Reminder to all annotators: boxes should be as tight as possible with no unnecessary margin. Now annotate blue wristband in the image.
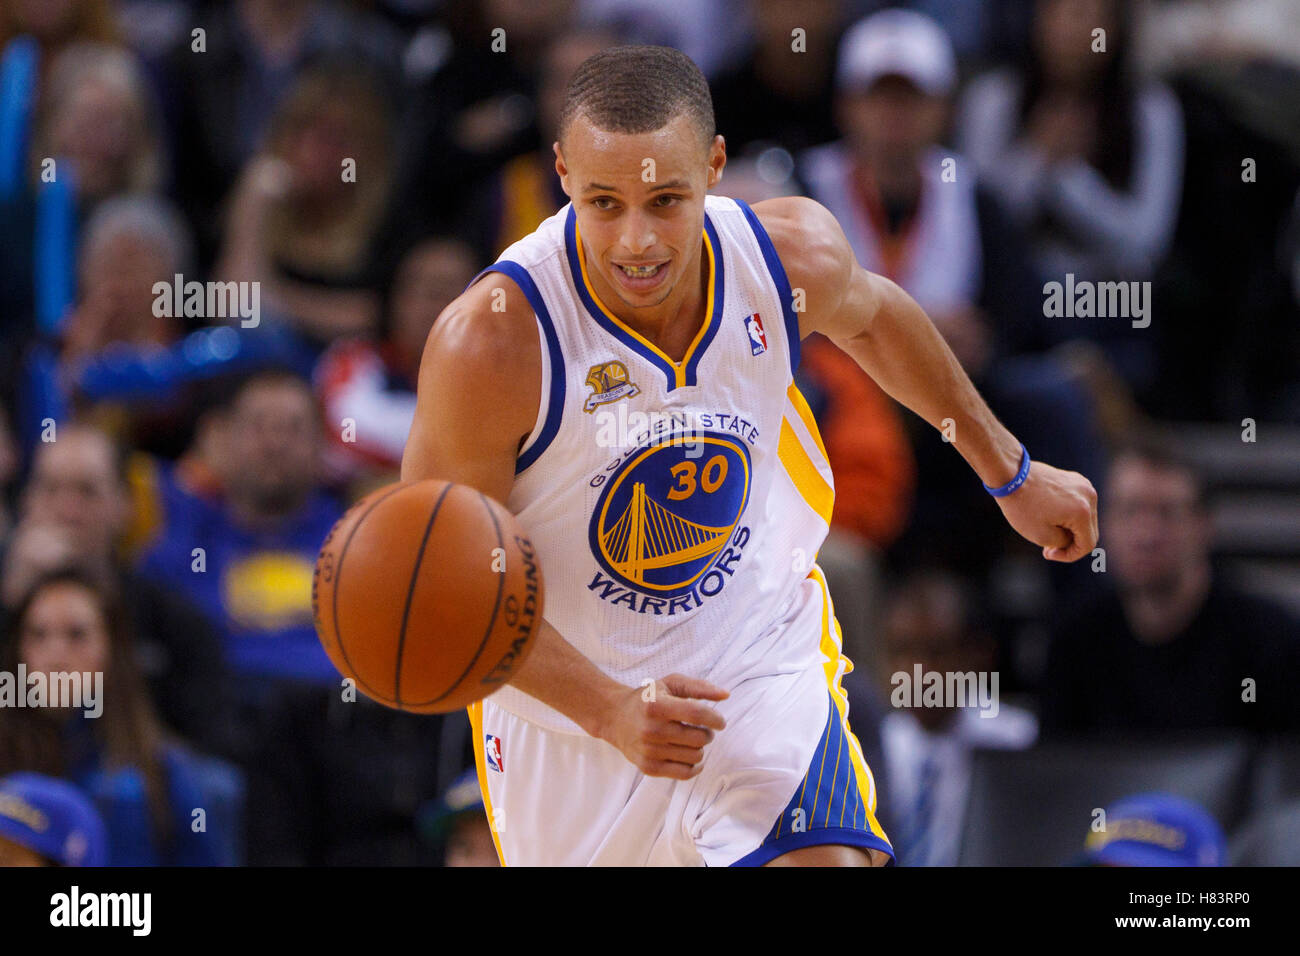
[983,444,1031,497]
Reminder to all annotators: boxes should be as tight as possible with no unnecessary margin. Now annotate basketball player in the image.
[402,46,1098,866]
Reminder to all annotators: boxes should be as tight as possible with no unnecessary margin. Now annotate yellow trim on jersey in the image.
[466,701,507,866]
[573,217,717,389]
[810,565,889,843]
[778,418,835,525]
[787,382,831,463]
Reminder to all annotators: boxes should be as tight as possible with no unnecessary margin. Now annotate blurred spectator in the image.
[710,0,846,157]
[1078,792,1226,866]
[63,194,189,358]
[0,42,165,361]
[417,768,499,867]
[1,422,231,753]
[802,8,1104,576]
[0,565,227,864]
[460,27,617,261]
[161,0,404,266]
[30,42,165,203]
[1137,7,1300,421]
[135,368,347,865]
[138,369,341,685]
[127,360,451,867]
[1042,437,1300,735]
[960,0,1184,281]
[878,569,1037,866]
[0,771,108,867]
[214,64,399,351]
[51,195,196,461]
[803,10,1041,357]
[393,0,575,238]
[315,237,478,485]
[957,0,1184,391]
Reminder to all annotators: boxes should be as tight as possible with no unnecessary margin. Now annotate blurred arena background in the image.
[0,0,1297,868]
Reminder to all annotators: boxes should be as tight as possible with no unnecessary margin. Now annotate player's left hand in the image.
[993,460,1098,562]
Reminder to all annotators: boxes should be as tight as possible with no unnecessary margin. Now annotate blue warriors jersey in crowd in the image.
[138,492,344,684]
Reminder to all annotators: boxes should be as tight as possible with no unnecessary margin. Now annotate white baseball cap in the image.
[835,9,958,97]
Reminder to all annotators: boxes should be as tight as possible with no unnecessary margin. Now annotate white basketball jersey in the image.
[480,195,836,733]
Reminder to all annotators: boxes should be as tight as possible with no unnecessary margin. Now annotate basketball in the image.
[311,479,543,713]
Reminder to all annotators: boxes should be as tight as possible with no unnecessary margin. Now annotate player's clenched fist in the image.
[596,674,729,780]
[995,460,1100,563]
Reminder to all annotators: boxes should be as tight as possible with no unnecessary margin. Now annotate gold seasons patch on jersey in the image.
[584,361,640,413]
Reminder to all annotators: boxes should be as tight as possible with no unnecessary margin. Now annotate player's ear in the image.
[554,141,571,197]
[706,135,726,188]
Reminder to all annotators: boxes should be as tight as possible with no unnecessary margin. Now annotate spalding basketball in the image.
[312,480,542,713]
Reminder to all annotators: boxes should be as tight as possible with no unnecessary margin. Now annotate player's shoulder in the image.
[431,205,571,366]
[751,196,855,317]
[750,194,842,241]
[423,270,542,392]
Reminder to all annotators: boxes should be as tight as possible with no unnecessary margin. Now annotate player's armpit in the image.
[400,274,541,504]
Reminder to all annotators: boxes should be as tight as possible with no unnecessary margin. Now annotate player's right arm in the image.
[401,274,726,780]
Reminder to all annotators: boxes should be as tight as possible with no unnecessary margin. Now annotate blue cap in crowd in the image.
[0,773,109,867]
[1083,792,1227,867]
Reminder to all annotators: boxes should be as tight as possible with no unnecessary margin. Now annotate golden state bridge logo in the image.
[584,361,640,412]
[587,431,752,615]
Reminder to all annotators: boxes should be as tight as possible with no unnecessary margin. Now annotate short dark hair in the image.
[558,45,715,148]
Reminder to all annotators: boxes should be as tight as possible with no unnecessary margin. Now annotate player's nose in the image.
[617,209,659,257]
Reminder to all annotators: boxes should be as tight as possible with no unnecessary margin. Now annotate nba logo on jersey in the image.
[744,313,767,356]
[485,734,504,772]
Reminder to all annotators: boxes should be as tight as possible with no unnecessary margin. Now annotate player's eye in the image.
[592,197,617,210]
[654,195,680,208]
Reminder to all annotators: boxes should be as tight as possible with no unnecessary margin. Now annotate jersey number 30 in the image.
[667,455,729,501]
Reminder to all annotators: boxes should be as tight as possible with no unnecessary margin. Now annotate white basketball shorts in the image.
[466,566,894,866]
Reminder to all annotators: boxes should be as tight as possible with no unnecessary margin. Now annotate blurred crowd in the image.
[0,0,1298,868]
